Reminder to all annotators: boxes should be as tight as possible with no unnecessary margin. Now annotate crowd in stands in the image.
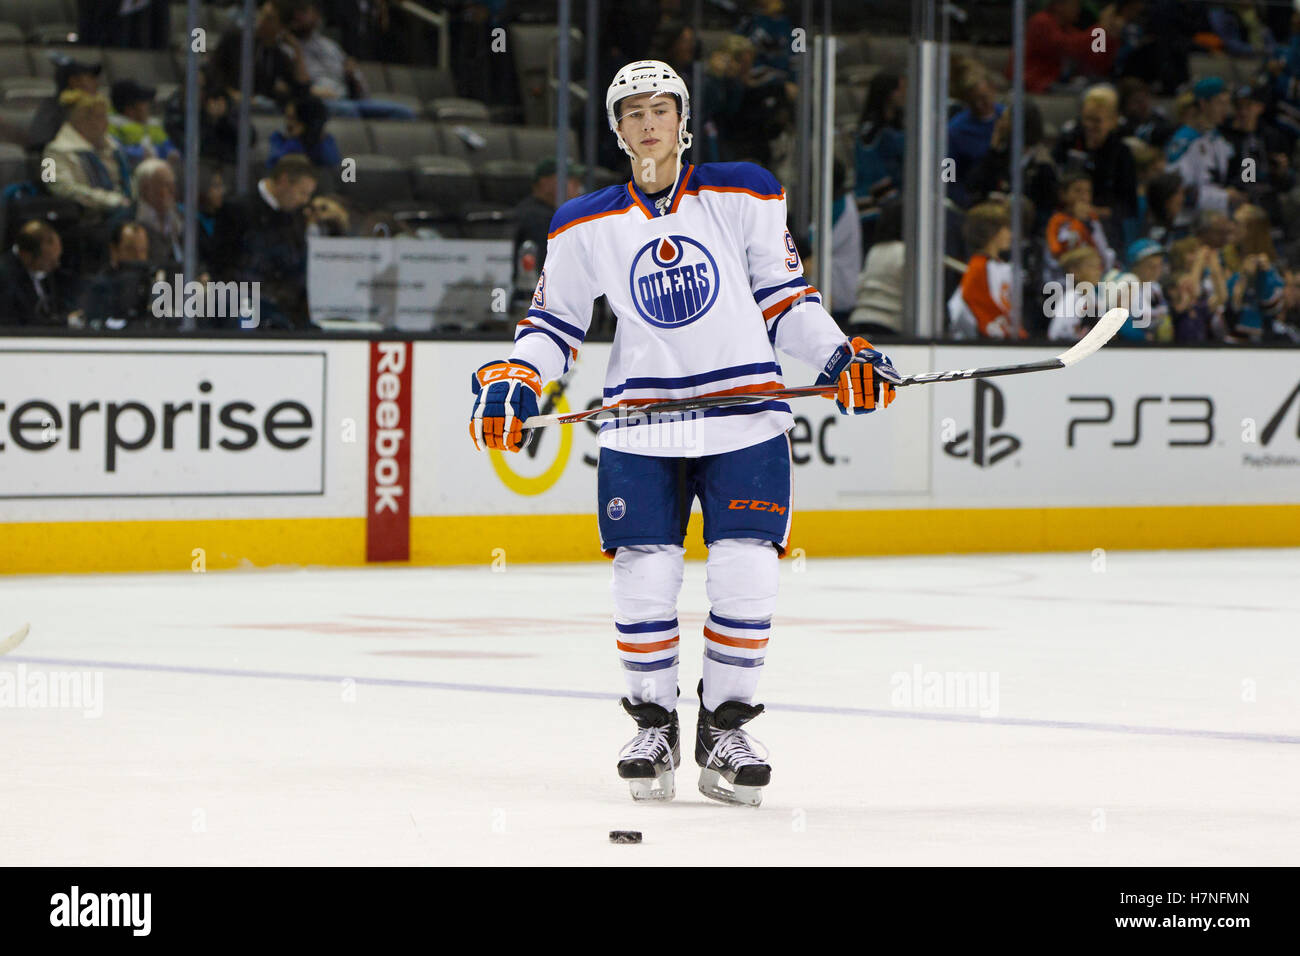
[2,0,1299,344]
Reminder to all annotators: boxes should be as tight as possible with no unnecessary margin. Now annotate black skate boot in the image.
[695,680,771,807]
[617,698,680,802]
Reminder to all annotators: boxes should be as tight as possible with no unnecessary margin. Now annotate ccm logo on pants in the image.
[728,499,786,515]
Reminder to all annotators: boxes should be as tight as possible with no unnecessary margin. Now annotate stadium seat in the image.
[354,60,389,96]
[437,122,514,165]
[335,154,412,205]
[101,48,178,85]
[410,154,479,212]
[1033,93,1079,142]
[28,23,76,44]
[478,158,534,205]
[0,44,30,79]
[0,103,35,146]
[366,119,436,159]
[0,140,25,186]
[460,203,515,240]
[864,36,910,71]
[429,98,490,122]
[511,126,579,163]
[0,21,23,43]
[386,65,454,101]
[327,116,373,157]
[1,77,52,108]
[0,0,72,31]
[28,46,99,81]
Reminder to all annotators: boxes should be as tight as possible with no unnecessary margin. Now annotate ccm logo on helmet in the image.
[728,499,787,515]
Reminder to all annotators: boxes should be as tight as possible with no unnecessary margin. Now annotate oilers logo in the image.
[628,235,719,329]
[606,497,627,520]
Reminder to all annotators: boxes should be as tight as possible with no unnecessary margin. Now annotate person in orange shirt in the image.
[949,201,1026,339]
[1044,172,1115,283]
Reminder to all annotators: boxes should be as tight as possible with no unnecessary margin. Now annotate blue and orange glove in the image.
[816,337,901,414]
[469,360,542,452]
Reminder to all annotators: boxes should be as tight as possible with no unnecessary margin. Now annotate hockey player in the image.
[469,60,901,806]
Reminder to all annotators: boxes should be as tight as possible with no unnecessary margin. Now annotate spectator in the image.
[854,72,906,211]
[79,221,156,330]
[27,57,102,155]
[304,195,351,237]
[110,80,175,169]
[268,95,342,169]
[650,19,699,82]
[1047,245,1105,342]
[736,0,796,83]
[1123,139,1165,246]
[1171,225,1230,334]
[284,0,417,119]
[948,66,1004,207]
[76,0,169,50]
[211,154,319,329]
[1141,170,1188,248]
[1275,267,1300,343]
[1107,239,1172,341]
[1017,0,1126,93]
[210,1,312,109]
[43,91,133,216]
[847,200,904,338]
[129,158,183,273]
[708,33,795,167]
[968,99,1058,233]
[1220,82,1292,224]
[163,68,253,165]
[1052,84,1139,248]
[948,201,1020,339]
[0,221,75,327]
[191,162,227,270]
[1117,77,1177,148]
[1044,172,1115,284]
[512,157,584,277]
[697,36,751,164]
[1166,266,1215,342]
[1225,204,1285,340]
[1206,2,1274,57]
[1166,77,1241,215]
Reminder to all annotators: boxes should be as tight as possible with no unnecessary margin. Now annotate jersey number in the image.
[533,270,547,308]
[783,230,800,272]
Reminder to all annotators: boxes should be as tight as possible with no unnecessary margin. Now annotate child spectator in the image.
[268,95,341,170]
[1045,172,1115,283]
[1225,203,1285,340]
[1107,238,1172,341]
[1047,245,1104,342]
[948,201,1021,339]
[1170,231,1229,336]
[1141,171,1188,248]
[109,80,174,168]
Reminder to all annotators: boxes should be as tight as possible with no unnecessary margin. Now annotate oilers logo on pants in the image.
[629,235,718,329]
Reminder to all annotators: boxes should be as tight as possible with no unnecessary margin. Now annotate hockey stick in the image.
[0,623,30,657]
[524,307,1129,429]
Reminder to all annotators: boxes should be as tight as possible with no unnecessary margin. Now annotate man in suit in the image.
[0,221,75,327]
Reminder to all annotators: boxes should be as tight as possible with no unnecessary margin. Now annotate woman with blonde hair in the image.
[1226,204,1284,340]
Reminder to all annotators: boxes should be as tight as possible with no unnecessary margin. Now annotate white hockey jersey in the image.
[508,162,850,457]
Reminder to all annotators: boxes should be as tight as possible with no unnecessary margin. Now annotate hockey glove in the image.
[816,337,901,414]
[469,359,542,452]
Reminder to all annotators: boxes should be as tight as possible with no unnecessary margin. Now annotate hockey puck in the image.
[609,830,642,844]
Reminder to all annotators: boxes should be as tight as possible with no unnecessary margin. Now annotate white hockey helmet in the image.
[605,59,693,161]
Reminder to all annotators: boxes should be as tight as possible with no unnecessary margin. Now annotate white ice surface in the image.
[1,549,1297,866]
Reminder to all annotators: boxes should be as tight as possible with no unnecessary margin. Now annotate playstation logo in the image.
[943,379,1021,467]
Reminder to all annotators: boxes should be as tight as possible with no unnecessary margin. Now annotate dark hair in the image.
[650,18,698,64]
[614,92,682,123]
[875,199,903,243]
[14,220,56,257]
[289,94,329,149]
[109,219,142,247]
[860,71,903,133]
[1146,171,1184,226]
[1057,170,1091,199]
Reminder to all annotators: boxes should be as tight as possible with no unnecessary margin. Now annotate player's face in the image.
[618,93,680,180]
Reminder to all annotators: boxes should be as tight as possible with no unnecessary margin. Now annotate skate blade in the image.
[697,768,762,807]
[629,772,675,802]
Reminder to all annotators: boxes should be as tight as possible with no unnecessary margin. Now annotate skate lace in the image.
[620,726,676,770]
[705,727,769,770]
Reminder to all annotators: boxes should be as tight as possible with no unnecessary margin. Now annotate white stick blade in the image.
[1057,307,1128,367]
[0,623,30,656]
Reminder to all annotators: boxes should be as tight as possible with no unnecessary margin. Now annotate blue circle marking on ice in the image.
[628,235,719,329]
[606,497,627,520]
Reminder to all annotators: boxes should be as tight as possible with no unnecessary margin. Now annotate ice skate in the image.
[617,698,680,802]
[695,680,771,807]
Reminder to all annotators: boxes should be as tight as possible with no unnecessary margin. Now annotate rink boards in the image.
[1,338,1298,572]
